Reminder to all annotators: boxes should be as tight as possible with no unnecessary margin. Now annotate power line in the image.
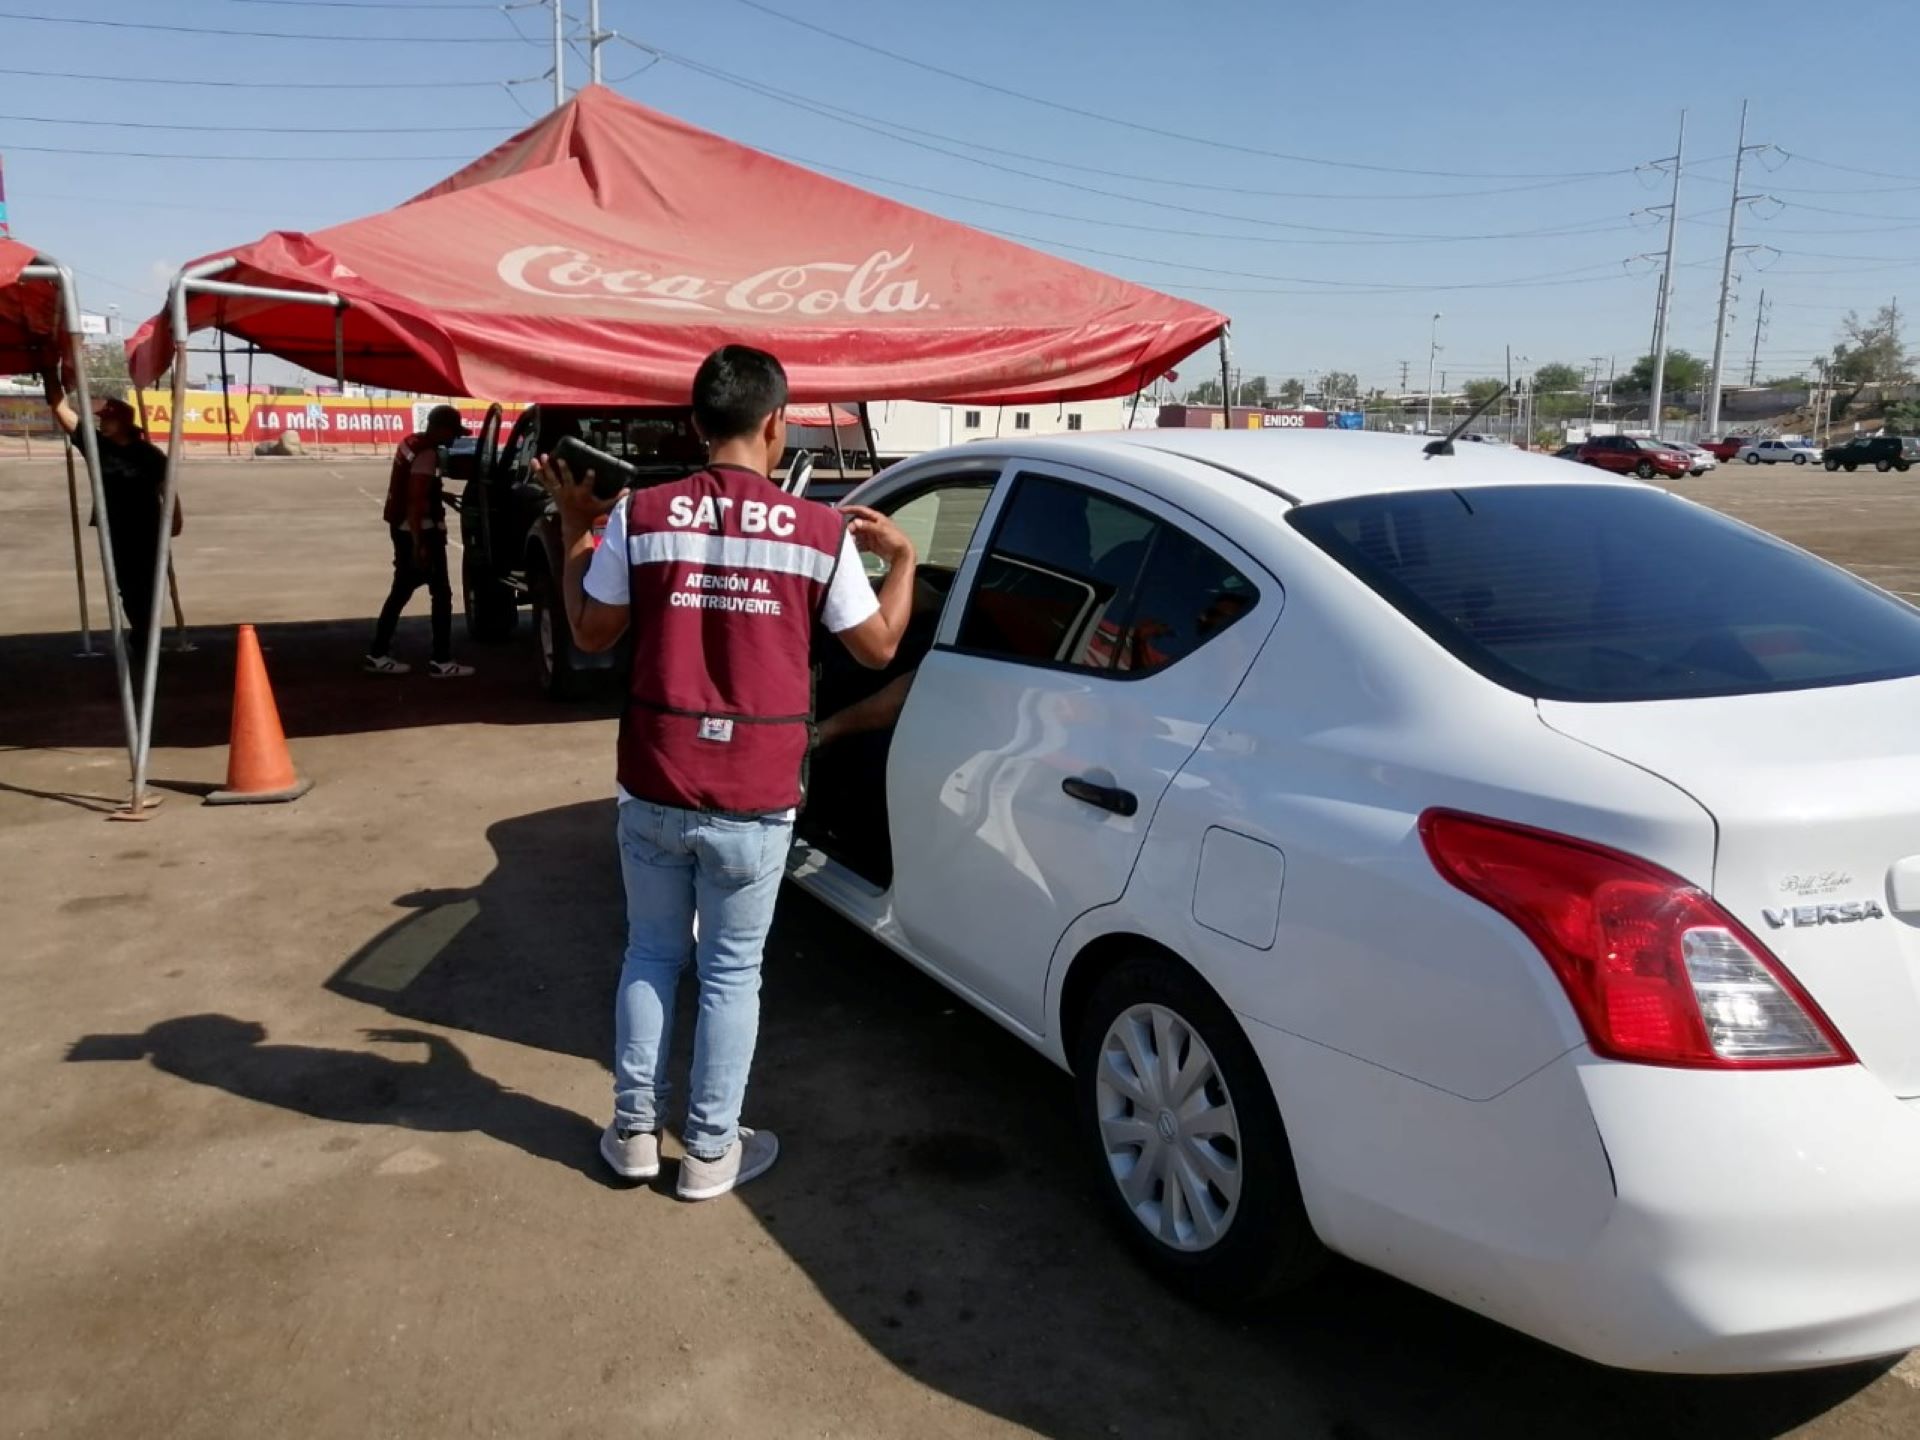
[771,146,1643,247]
[0,142,475,162]
[630,41,1610,204]
[720,0,1634,182]
[0,64,529,90]
[222,1,513,8]
[0,9,530,41]
[0,112,515,134]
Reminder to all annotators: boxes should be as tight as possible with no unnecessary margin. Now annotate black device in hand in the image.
[552,435,639,502]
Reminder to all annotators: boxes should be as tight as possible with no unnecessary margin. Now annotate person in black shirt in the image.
[45,372,181,655]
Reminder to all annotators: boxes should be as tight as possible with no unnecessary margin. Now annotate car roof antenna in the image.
[1424,383,1510,459]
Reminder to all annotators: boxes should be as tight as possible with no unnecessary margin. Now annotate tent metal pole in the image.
[1127,385,1144,429]
[131,257,235,812]
[333,305,345,394]
[1217,332,1232,429]
[856,401,880,475]
[61,435,95,655]
[219,323,234,457]
[30,263,139,787]
[828,412,850,484]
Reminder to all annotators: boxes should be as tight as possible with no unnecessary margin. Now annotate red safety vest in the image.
[617,464,846,815]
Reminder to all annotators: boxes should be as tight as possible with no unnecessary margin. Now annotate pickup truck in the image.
[448,402,863,698]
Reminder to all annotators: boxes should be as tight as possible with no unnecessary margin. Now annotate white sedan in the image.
[798,429,1920,1373]
[1737,437,1823,465]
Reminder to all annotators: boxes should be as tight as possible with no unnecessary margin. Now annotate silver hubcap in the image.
[1095,1002,1241,1252]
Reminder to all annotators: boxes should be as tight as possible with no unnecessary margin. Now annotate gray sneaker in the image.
[676,1127,779,1201]
[599,1123,661,1181]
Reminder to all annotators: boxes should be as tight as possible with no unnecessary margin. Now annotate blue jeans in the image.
[613,800,791,1161]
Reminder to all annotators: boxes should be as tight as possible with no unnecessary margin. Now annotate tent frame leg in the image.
[130,260,346,816]
[856,401,880,477]
[26,262,140,796]
[61,434,95,656]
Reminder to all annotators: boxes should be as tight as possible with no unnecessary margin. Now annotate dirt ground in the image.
[4,453,1920,1440]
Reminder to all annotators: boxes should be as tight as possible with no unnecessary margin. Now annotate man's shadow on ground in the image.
[67,1015,613,1184]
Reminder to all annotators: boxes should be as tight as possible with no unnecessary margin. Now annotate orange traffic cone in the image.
[206,624,312,806]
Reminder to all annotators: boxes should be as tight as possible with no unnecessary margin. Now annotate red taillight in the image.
[1419,809,1853,1069]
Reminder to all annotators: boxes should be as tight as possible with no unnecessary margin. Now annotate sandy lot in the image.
[3,453,1919,1439]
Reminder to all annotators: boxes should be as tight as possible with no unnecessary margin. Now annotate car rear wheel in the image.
[529,560,588,700]
[1825,459,1840,472]
[462,552,519,643]
[1845,462,1858,472]
[1745,453,1760,464]
[1634,460,1655,479]
[1794,453,1809,465]
[1876,459,1894,473]
[1074,955,1324,1308]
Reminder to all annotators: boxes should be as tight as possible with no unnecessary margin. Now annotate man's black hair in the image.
[692,345,788,442]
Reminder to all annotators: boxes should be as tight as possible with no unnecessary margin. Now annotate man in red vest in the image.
[539,346,915,1199]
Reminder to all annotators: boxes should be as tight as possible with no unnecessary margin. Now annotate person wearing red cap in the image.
[44,371,180,656]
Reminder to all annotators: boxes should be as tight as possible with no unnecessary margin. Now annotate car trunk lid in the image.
[1541,677,1920,1094]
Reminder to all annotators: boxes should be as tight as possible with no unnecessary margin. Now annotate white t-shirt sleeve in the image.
[819,530,880,634]
[581,501,629,606]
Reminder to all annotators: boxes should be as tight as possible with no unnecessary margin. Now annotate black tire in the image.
[1845,462,1858,473]
[1073,954,1324,1309]
[1794,452,1809,465]
[1898,461,1912,473]
[462,552,519,643]
[529,560,588,700]
[1825,459,1840,472]
[1745,453,1760,465]
[1876,459,1894,473]
[1634,460,1655,479]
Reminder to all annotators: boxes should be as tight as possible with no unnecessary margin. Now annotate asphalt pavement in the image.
[3,452,1919,1439]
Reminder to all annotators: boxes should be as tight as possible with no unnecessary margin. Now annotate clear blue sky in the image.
[4,0,1917,393]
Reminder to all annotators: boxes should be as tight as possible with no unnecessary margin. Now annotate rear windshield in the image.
[1288,484,1920,702]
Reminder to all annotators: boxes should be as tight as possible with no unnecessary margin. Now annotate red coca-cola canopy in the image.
[126,86,1225,405]
[0,237,64,376]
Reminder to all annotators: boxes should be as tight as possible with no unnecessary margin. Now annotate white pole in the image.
[1424,312,1441,434]
[589,0,603,85]
[1647,110,1686,442]
[552,0,566,109]
[1705,100,1752,439]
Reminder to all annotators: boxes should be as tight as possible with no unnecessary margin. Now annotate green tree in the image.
[1830,302,1911,387]
[1182,378,1223,406]
[84,339,130,401]
[1238,373,1270,406]
[1532,362,1585,395]
[1462,378,1505,410]
[1276,377,1305,405]
[1319,370,1359,402]
[1620,350,1706,396]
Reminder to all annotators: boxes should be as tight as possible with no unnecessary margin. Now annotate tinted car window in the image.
[872,482,993,577]
[957,473,1256,675]
[1289,484,1920,702]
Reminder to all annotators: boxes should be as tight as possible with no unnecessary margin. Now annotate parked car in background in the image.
[1823,435,1920,473]
[1667,441,1716,476]
[1737,438,1822,467]
[1703,435,1754,462]
[1552,443,1582,460]
[1574,433,1692,479]
[806,427,1920,1372]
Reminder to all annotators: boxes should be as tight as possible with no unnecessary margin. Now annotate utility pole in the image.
[1706,100,1766,438]
[1646,110,1686,442]
[1424,313,1442,434]
[552,0,567,110]
[1747,289,1768,385]
[588,0,609,85]
[1399,359,1410,391]
[1505,345,1514,443]
[1588,355,1605,428]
